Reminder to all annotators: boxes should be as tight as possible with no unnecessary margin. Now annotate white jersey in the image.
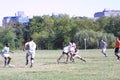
[25,41,36,53]
[63,45,70,53]
[1,46,10,57]
[69,42,76,53]
[2,46,9,54]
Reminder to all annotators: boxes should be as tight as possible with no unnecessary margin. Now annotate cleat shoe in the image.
[8,64,15,67]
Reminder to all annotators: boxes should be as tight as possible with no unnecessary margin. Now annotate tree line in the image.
[0,14,120,50]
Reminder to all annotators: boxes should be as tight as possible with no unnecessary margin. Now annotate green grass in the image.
[0,49,120,80]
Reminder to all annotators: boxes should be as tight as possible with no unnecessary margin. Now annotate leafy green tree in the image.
[0,27,16,49]
[95,16,110,32]
[28,14,117,49]
[53,14,72,48]
[104,16,120,37]
[14,26,24,49]
[30,16,44,34]
[74,30,115,49]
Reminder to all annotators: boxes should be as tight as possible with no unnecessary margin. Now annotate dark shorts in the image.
[63,51,68,54]
[115,48,120,53]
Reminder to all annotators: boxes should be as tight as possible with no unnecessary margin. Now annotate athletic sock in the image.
[4,60,7,67]
[30,63,33,68]
[26,60,28,65]
[117,56,120,60]
[104,53,107,57]
[70,58,75,62]
[80,58,86,62]
[7,58,11,65]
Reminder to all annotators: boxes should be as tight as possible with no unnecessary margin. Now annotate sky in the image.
[0,0,120,25]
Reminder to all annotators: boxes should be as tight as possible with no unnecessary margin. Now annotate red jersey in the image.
[115,39,120,48]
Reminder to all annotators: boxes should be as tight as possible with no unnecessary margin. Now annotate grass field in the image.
[0,49,120,80]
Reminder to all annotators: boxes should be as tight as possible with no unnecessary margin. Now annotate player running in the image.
[114,37,120,61]
[0,43,14,67]
[23,37,36,68]
[99,39,108,57]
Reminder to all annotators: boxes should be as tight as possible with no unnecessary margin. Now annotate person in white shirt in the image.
[71,47,86,62]
[23,37,36,68]
[69,40,76,54]
[57,45,71,64]
[69,40,86,62]
[1,43,14,67]
[69,40,77,61]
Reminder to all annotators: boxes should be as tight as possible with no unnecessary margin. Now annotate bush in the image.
[0,27,16,49]
[74,30,115,49]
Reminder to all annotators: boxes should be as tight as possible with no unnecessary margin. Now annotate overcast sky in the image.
[0,0,120,25]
